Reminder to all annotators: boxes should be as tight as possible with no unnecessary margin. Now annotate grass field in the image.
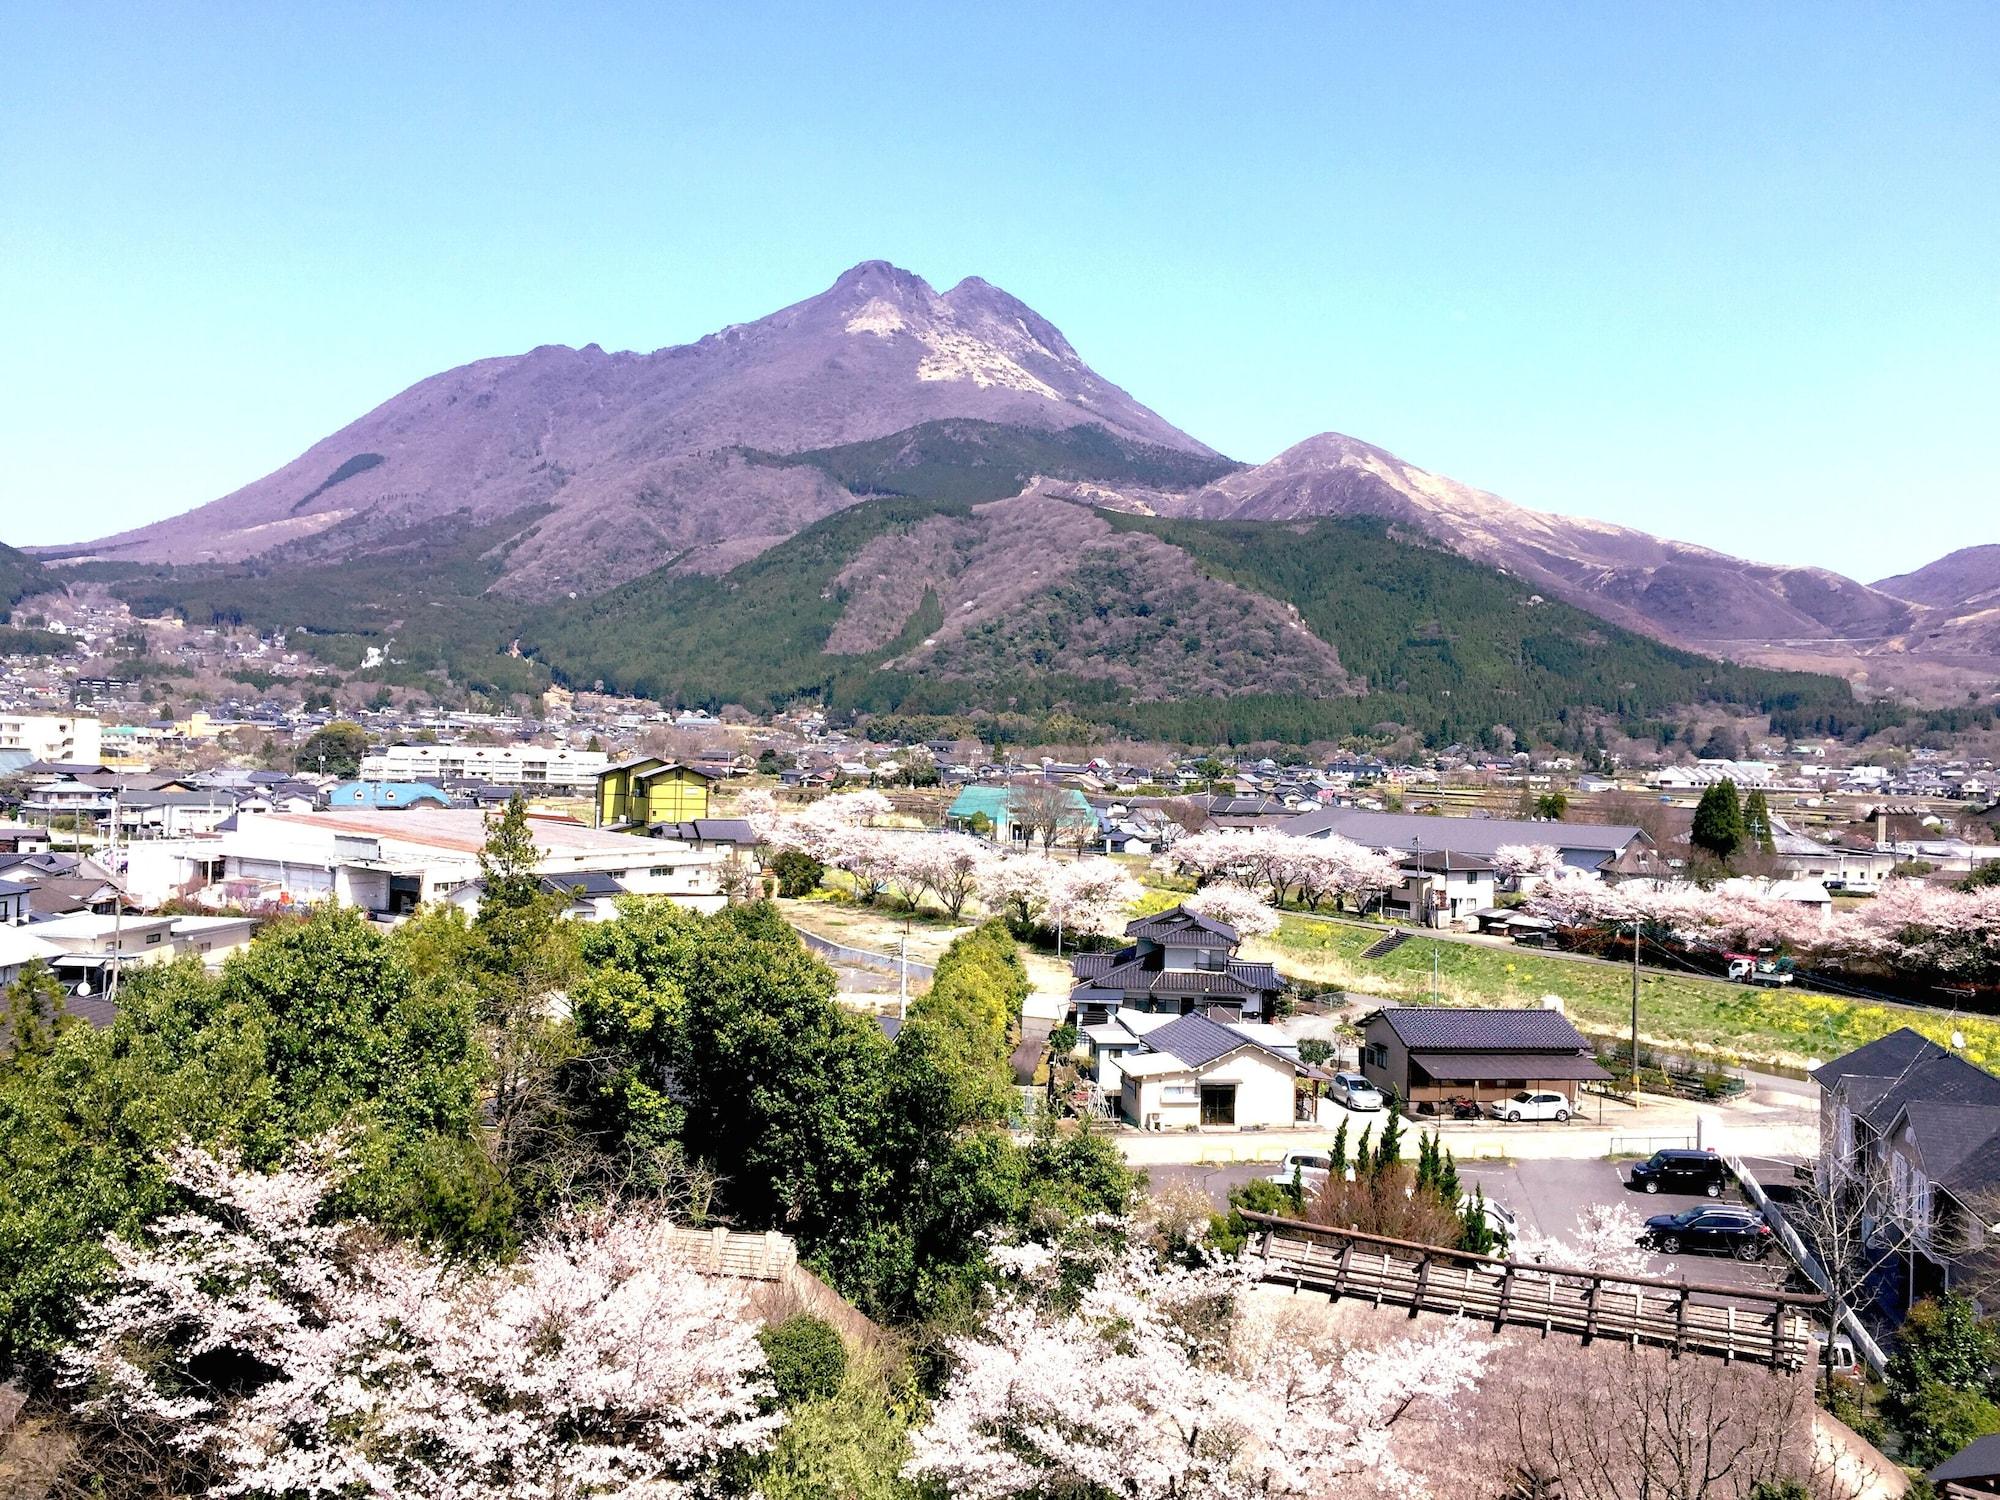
[1252,913,2000,1071]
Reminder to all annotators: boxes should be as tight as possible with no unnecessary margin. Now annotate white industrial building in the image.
[123,807,731,919]
[357,743,609,790]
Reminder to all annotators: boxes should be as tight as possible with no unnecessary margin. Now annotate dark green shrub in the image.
[757,1314,848,1408]
[772,850,826,899]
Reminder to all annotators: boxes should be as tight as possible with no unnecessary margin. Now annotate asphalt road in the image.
[1149,1150,1805,1292]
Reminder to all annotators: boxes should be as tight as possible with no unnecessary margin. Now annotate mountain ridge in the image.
[40,260,2000,686]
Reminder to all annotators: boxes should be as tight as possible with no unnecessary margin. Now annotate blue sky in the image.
[3,3,1994,579]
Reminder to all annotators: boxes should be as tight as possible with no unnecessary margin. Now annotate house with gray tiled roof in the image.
[1814,1028,2000,1301]
[1278,807,1650,878]
[1110,1011,1308,1130]
[1068,906,1283,1026]
[1358,1006,1609,1112]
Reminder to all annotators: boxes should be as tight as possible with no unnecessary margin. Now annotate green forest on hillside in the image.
[0,540,48,618]
[520,497,1867,748]
[103,509,549,698]
[739,417,1242,504]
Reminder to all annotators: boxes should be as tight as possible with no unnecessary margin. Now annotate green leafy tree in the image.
[1534,790,1568,821]
[0,960,70,1066]
[296,719,370,777]
[1888,1295,2000,1466]
[1692,778,1747,861]
[772,849,826,899]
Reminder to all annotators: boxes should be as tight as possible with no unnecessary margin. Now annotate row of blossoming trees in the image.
[1527,871,2000,987]
[746,790,1145,946]
[62,1137,1504,1500]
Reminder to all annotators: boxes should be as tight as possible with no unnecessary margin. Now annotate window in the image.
[145,932,162,944]
[1363,1042,1388,1069]
[1162,1083,1198,1103]
[649,866,673,877]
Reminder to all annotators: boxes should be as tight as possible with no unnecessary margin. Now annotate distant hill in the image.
[519,494,1864,747]
[1876,545,2000,612]
[1149,432,1918,659]
[0,540,48,616]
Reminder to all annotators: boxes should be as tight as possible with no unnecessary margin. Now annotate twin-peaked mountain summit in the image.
[36,262,1998,699]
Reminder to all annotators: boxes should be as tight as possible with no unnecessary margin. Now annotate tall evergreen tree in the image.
[1436,1146,1462,1207]
[1742,788,1777,855]
[1691,778,1747,861]
[478,793,546,916]
[1328,1117,1350,1176]
[1372,1105,1403,1175]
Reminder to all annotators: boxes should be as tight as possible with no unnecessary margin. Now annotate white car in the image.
[1487,1089,1573,1123]
[1329,1072,1385,1111]
[1265,1149,1334,1191]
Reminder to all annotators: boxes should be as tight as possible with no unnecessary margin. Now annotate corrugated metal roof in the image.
[1415,1052,1611,1082]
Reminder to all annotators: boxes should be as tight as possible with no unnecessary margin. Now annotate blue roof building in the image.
[328,781,452,811]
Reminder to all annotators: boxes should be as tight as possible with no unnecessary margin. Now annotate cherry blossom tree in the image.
[1493,842,1562,888]
[1044,859,1143,951]
[1509,1201,1654,1282]
[906,1242,1489,1499]
[1182,883,1281,939]
[61,1141,781,1500]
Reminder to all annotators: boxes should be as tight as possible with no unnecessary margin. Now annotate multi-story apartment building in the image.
[357,742,608,790]
[0,713,102,765]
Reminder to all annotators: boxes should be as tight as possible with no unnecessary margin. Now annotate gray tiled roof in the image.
[1375,1007,1593,1053]
[1146,1013,1281,1070]
[1279,807,1645,858]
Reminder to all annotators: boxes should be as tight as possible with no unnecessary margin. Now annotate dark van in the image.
[1629,1148,1728,1197]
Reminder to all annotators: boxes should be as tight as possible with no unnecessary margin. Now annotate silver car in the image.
[1330,1072,1385,1111]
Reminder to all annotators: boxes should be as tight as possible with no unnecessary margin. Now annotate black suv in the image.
[1643,1206,1772,1260]
[1629,1148,1728,1197]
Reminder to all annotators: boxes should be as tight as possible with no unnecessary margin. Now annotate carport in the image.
[1410,1050,1612,1111]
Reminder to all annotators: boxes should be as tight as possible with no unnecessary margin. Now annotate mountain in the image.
[45,260,1996,715]
[1148,433,1919,658]
[61,262,1217,596]
[520,492,1861,747]
[1876,546,2000,612]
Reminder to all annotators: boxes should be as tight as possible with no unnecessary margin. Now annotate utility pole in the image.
[107,785,125,1008]
[1630,916,1641,1098]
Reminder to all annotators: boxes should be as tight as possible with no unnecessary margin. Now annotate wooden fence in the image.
[1240,1211,1820,1369]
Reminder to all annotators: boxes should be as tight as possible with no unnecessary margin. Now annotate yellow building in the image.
[596,757,716,830]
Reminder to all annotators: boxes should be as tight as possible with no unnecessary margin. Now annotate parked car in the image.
[1642,1206,1773,1260]
[1265,1149,1335,1191]
[1629,1148,1729,1198]
[1487,1089,1572,1123]
[1329,1073,1385,1111]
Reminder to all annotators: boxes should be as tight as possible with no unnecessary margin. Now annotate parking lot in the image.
[1147,1150,1803,1293]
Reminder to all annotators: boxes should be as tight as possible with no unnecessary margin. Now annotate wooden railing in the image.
[1240,1211,1820,1369]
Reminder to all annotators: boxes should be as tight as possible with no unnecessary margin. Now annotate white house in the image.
[1114,1012,1306,1130]
[1384,851,1497,930]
